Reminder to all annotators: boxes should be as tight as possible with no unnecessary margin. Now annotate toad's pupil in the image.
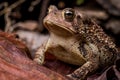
[65,10,74,18]
[64,9,75,22]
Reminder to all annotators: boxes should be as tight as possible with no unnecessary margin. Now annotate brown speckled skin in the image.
[34,5,118,80]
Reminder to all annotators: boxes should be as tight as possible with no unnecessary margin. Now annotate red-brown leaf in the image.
[0,31,70,80]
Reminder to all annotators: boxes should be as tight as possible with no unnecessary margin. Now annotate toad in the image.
[34,5,118,80]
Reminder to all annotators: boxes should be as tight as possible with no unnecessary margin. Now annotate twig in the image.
[0,0,25,16]
[3,0,25,32]
[4,7,11,32]
[29,0,41,12]
[38,0,50,31]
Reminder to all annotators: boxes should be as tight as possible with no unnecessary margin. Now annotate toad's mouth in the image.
[44,20,75,36]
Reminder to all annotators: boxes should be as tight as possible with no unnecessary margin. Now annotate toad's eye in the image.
[63,8,75,22]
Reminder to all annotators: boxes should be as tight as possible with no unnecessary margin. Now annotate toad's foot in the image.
[67,61,98,80]
[34,54,44,65]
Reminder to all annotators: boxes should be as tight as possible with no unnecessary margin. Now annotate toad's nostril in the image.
[77,15,81,19]
[54,12,57,15]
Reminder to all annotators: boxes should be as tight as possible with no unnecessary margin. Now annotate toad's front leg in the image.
[67,61,98,80]
[68,43,99,80]
[34,40,49,64]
